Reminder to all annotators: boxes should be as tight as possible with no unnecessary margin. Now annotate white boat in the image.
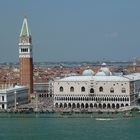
[95,118,114,121]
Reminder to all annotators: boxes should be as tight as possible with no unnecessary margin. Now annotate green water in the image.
[0,114,140,140]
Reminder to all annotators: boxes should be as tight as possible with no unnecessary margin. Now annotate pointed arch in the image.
[70,86,74,92]
[103,103,106,109]
[98,103,102,108]
[85,103,89,108]
[77,103,80,108]
[112,103,115,109]
[90,88,94,93]
[99,87,103,92]
[81,103,84,108]
[94,103,97,108]
[60,103,63,108]
[72,103,76,109]
[64,103,67,108]
[116,104,119,109]
[107,104,111,109]
[68,103,71,108]
[55,103,58,108]
[110,87,114,93]
[59,86,63,92]
[81,86,85,92]
[90,103,93,108]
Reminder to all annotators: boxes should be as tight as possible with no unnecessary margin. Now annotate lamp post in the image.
[35,91,38,112]
[14,90,17,110]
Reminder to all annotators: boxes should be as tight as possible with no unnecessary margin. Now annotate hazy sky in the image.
[0,0,140,62]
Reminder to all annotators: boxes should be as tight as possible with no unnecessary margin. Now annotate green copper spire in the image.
[20,17,30,37]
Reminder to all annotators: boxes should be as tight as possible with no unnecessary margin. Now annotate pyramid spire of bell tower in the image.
[20,17,30,37]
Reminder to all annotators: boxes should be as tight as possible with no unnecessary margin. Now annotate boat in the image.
[95,118,114,121]
[123,111,133,118]
[60,112,72,116]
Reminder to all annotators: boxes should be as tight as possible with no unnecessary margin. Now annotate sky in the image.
[0,0,140,62]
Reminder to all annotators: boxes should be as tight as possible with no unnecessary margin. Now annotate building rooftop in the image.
[124,73,140,80]
[56,75,131,82]
[0,86,28,94]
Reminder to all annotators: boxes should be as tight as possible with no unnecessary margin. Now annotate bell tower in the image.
[19,17,33,95]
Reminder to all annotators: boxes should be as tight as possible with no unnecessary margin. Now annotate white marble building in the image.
[53,64,140,110]
[0,86,28,109]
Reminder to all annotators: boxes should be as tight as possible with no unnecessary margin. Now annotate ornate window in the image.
[59,86,63,92]
[110,87,114,93]
[122,88,126,93]
[70,86,74,92]
[99,87,103,92]
[90,88,94,93]
[81,86,85,92]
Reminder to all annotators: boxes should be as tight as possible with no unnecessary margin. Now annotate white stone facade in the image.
[0,86,28,109]
[53,74,140,110]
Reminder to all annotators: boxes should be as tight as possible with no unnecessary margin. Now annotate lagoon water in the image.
[0,114,140,140]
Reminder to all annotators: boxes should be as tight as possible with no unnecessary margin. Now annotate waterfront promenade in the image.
[2,95,140,114]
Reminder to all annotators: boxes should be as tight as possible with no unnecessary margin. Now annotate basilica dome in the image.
[100,67,110,76]
[95,71,106,76]
[99,63,111,76]
[82,69,95,76]
[101,63,107,67]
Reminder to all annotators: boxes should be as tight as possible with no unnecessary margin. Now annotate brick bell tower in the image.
[19,17,33,96]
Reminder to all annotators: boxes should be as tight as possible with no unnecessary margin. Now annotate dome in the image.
[99,63,111,76]
[100,67,110,76]
[109,72,112,76]
[82,69,95,76]
[101,63,107,67]
[95,71,106,76]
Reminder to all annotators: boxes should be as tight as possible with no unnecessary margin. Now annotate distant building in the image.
[34,80,54,98]
[0,86,28,109]
[53,63,140,110]
[127,58,140,73]
[19,17,33,95]
[34,83,48,94]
